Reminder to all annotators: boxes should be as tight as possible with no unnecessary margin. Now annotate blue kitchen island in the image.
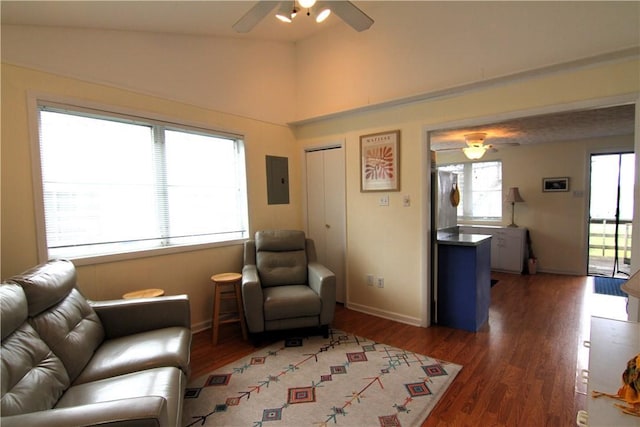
[436,232,492,332]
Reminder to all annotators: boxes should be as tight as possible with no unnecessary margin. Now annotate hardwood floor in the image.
[189,272,629,426]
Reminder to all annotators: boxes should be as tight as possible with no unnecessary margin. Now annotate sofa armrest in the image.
[241,264,264,333]
[91,295,190,339]
[1,396,169,427]
[308,262,336,325]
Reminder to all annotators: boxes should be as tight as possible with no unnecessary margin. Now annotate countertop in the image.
[436,231,492,246]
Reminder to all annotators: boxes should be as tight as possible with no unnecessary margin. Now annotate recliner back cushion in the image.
[1,284,70,415]
[255,230,307,287]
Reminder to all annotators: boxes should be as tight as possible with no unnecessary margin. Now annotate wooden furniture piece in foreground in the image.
[122,288,165,299]
[211,272,248,345]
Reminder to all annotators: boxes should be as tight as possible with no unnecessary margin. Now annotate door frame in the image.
[422,93,639,326]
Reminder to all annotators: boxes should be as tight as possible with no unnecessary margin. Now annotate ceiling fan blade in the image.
[329,1,374,32]
[233,1,280,33]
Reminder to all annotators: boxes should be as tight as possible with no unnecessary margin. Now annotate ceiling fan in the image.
[233,0,374,33]
[437,133,519,160]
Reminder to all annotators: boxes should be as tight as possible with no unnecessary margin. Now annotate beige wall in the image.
[1,25,297,125]
[295,1,640,121]
[295,59,640,325]
[1,64,303,330]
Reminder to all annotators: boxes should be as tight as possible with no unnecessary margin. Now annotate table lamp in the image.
[505,187,524,227]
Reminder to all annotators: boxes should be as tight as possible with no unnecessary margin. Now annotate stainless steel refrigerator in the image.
[430,158,459,324]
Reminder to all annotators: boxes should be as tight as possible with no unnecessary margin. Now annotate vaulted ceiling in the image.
[2,1,636,146]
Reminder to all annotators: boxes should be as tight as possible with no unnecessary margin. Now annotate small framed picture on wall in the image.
[542,177,569,192]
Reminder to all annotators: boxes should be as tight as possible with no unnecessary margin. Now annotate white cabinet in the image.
[458,226,527,273]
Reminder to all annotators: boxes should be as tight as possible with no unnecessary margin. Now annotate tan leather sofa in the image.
[1,259,191,426]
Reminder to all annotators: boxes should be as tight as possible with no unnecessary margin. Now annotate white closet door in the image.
[306,151,327,260]
[305,147,346,303]
[323,148,346,303]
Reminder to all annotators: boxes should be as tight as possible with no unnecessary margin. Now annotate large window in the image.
[439,161,502,221]
[36,103,249,261]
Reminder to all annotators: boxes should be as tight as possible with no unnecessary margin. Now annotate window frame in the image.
[438,160,503,223]
[28,93,250,266]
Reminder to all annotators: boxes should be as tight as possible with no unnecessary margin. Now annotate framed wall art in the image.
[542,177,569,192]
[360,130,400,192]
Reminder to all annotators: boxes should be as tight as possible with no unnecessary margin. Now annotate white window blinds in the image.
[38,105,248,260]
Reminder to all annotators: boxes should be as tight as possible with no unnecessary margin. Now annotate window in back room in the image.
[438,161,502,221]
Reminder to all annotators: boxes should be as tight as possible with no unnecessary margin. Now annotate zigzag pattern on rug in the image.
[183,329,462,427]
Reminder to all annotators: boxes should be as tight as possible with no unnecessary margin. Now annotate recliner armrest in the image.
[241,264,264,333]
[91,295,190,339]
[308,262,336,325]
[1,396,169,427]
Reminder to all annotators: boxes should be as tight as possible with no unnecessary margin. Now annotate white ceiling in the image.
[0,1,371,43]
[2,1,636,147]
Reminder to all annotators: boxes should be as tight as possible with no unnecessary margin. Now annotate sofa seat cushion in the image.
[263,285,321,321]
[56,367,184,427]
[73,326,191,385]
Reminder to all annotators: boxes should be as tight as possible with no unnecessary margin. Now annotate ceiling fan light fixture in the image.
[464,132,487,146]
[462,132,488,159]
[275,2,294,23]
[462,145,487,160]
[315,4,331,23]
[298,0,317,8]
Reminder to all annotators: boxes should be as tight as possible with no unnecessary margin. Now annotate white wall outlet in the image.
[366,275,374,286]
[379,195,389,206]
[377,277,384,288]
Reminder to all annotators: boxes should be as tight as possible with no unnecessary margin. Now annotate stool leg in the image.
[212,283,222,345]
[234,282,248,341]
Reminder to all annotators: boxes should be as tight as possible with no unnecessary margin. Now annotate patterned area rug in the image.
[183,329,462,426]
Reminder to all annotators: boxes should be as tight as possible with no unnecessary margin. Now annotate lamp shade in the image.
[463,145,486,160]
[622,270,640,298]
[505,187,524,203]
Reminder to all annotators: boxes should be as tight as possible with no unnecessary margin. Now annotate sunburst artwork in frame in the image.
[360,130,400,192]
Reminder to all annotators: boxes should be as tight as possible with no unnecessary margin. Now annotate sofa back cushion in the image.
[10,260,105,383]
[1,284,70,415]
[255,230,307,287]
[11,259,77,316]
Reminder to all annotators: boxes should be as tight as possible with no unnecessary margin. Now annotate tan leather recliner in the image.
[241,230,336,340]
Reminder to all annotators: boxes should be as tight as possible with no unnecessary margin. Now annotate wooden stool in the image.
[123,288,165,299]
[211,272,248,345]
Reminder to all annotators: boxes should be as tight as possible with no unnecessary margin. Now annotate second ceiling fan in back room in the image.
[438,133,520,160]
[233,0,374,33]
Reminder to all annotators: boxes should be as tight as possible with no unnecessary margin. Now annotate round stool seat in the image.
[211,272,242,283]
